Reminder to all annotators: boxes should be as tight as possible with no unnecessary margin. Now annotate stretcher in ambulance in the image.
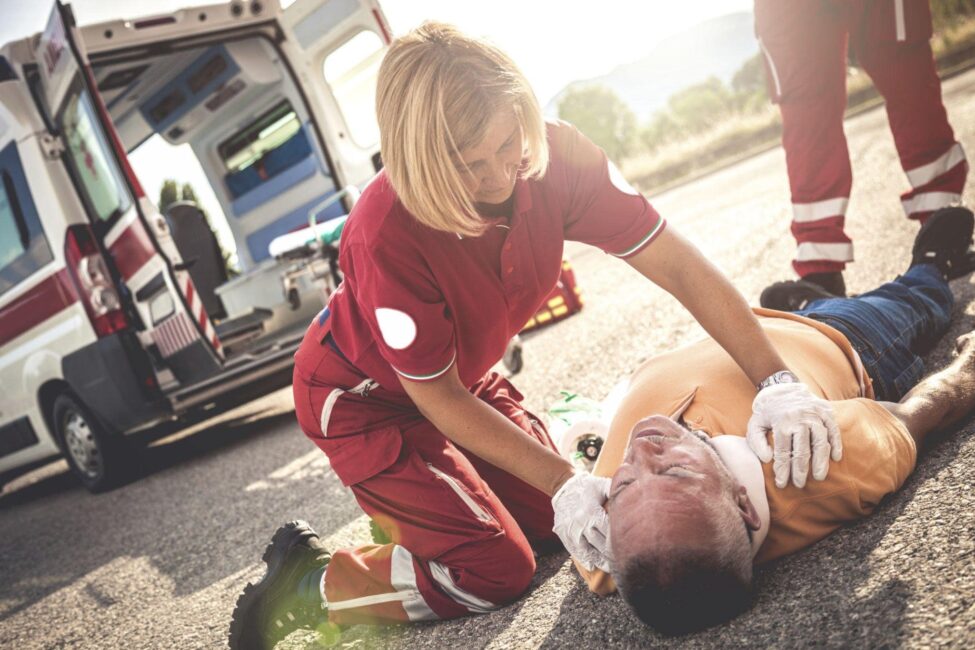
[0,0,390,491]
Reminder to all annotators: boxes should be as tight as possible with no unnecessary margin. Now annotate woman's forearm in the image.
[628,227,788,386]
[402,371,575,496]
[675,260,788,386]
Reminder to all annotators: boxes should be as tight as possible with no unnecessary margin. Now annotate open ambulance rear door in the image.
[33,1,224,389]
[278,0,391,186]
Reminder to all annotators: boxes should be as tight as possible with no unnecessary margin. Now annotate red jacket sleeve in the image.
[554,121,666,258]
[345,240,457,381]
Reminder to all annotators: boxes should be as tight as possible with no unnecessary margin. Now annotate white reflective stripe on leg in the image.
[895,0,906,41]
[792,197,849,223]
[796,242,854,263]
[325,546,436,617]
[390,545,438,621]
[429,561,498,614]
[906,143,967,189]
[901,191,962,216]
[426,463,494,523]
[319,378,376,434]
[758,38,782,98]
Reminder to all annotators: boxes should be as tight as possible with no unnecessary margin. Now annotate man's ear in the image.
[735,485,761,531]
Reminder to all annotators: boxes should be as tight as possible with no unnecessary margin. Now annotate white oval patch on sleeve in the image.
[375,308,417,349]
[608,160,640,196]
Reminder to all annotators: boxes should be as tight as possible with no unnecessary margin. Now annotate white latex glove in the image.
[552,472,613,572]
[746,382,842,488]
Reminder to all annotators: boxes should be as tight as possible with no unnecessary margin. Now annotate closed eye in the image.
[611,478,634,499]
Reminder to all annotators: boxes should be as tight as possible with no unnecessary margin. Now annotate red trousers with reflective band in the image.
[293,319,558,625]
[756,0,968,277]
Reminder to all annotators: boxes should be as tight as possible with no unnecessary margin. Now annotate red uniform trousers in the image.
[293,319,559,625]
[756,0,969,277]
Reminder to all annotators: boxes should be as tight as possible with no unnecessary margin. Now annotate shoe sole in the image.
[912,207,974,278]
[760,280,837,311]
[228,520,317,650]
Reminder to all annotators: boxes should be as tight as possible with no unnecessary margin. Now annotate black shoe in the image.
[910,206,975,280]
[802,271,846,297]
[760,279,839,312]
[229,521,333,650]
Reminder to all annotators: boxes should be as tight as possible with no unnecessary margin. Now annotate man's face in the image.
[607,415,741,565]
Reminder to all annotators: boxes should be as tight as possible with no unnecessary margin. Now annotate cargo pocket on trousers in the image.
[319,425,404,487]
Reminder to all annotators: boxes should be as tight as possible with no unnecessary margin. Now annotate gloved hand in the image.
[552,472,613,572]
[746,382,842,488]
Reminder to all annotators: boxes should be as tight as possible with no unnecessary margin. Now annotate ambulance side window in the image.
[0,143,53,296]
[322,30,384,149]
[59,87,131,224]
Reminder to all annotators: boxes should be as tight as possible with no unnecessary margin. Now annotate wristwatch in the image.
[757,370,800,391]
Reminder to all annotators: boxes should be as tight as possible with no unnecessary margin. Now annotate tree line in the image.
[559,1,975,164]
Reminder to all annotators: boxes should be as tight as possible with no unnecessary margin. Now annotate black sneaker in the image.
[760,279,839,312]
[803,271,846,297]
[229,521,333,650]
[910,206,975,280]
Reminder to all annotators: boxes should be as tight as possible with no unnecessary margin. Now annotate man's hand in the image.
[552,472,613,572]
[746,382,842,488]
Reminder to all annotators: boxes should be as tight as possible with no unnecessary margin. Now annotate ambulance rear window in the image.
[322,30,383,149]
[60,87,132,223]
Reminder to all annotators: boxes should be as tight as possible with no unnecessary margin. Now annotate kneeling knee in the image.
[454,531,536,608]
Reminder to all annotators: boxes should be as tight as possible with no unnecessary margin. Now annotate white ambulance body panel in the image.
[0,0,391,491]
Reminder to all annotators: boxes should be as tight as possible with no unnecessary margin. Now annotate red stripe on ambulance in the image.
[0,271,79,347]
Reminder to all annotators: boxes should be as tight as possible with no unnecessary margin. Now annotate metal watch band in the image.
[757,370,800,391]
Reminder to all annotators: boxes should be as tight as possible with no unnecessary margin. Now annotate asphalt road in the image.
[3,68,975,649]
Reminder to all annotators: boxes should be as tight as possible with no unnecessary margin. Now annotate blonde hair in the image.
[376,21,549,236]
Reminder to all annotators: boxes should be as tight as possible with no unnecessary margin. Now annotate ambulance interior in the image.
[91,33,382,358]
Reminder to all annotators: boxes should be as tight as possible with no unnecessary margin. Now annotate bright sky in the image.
[1,0,751,106]
[0,0,749,265]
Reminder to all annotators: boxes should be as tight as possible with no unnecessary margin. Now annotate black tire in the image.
[52,393,129,493]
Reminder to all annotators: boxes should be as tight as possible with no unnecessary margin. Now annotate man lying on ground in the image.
[576,206,975,634]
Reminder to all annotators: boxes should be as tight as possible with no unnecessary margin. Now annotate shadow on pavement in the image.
[0,407,291,509]
[0,403,304,626]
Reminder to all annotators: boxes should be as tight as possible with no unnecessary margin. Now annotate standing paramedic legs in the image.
[755,0,969,302]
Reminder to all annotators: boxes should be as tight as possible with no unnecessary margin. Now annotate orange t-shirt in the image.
[579,309,917,595]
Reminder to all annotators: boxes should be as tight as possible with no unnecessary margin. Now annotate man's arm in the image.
[882,333,975,445]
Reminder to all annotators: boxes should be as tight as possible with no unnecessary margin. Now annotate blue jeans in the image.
[795,264,953,402]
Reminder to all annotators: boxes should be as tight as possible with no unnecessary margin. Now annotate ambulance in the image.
[0,0,391,491]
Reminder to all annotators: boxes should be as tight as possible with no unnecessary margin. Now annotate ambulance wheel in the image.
[52,393,128,493]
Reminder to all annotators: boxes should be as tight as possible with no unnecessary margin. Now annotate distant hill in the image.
[546,12,758,120]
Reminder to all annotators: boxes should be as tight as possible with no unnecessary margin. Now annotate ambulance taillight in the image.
[65,224,128,337]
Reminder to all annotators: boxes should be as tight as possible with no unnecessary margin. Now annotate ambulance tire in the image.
[52,393,130,493]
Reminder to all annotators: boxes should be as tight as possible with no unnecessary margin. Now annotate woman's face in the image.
[455,107,523,206]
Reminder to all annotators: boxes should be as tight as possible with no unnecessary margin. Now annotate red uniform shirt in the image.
[326,120,665,393]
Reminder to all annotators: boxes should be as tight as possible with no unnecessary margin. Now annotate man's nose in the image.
[634,437,669,464]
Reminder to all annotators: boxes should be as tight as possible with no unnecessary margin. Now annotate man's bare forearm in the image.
[884,338,975,444]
